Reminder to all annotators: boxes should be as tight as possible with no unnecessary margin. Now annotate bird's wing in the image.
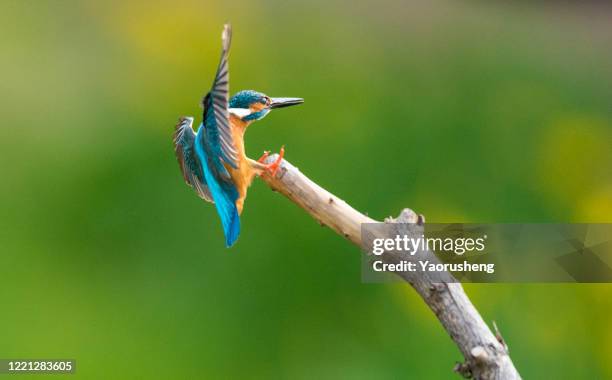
[173,117,214,203]
[201,23,238,171]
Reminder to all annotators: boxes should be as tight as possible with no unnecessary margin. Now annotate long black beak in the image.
[270,97,304,109]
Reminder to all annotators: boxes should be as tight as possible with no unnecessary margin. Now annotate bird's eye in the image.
[264,97,271,106]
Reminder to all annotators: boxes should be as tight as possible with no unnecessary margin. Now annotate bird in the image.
[173,24,304,247]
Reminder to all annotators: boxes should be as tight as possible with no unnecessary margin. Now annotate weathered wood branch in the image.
[261,155,521,380]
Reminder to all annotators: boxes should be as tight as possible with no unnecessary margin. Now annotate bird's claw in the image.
[260,146,285,176]
[257,150,271,163]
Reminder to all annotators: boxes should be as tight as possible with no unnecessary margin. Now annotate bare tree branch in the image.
[261,155,521,380]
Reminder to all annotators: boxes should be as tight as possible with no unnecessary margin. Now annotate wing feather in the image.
[201,24,238,170]
[173,117,214,203]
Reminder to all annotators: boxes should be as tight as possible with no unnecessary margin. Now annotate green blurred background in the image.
[1,0,611,378]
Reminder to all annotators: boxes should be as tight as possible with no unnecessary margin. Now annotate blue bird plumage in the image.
[173,24,304,247]
[195,124,240,246]
[173,24,240,247]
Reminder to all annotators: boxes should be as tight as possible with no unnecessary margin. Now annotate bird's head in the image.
[228,90,303,123]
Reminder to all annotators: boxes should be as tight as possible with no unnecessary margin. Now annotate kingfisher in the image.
[173,24,303,247]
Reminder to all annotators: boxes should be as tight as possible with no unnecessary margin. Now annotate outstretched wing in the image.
[173,117,214,203]
[201,23,238,170]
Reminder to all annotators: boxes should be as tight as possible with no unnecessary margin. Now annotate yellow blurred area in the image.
[577,185,612,222]
[88,1,217,65]
[537,116,611,213]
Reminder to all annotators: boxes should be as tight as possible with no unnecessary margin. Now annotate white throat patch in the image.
[228,108,251,118]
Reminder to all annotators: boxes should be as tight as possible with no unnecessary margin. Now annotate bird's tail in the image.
[202,170,240,247]
[214,185,240,247]
[200,162,240,247]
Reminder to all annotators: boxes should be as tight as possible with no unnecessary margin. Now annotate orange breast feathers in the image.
[225,114,256,214]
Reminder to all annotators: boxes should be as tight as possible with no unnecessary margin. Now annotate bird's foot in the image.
[258,146,285,176]
[257,150,271,163]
